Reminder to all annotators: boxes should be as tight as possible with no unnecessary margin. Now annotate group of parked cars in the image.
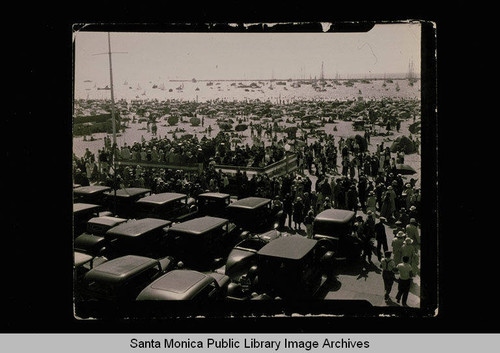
[73,184,363,306]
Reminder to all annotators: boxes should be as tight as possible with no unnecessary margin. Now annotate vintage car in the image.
[103,218,172,259]
[196,192,231,217]
[165,216,238,270]
[224,229,284,282]
[74,216,128,258]
[74,250,108,284]
[233,235,334,300]
[104,187,152,218]
[134,192,198,221]
[312,208,361,262]
[73,203,112,237]
[136,269,230,301]
[226,197,284,234]
[85,215,128,236]
[73,185,112,205]
[80,254,175,301]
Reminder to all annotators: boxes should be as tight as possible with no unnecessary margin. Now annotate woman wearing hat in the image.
[304,209,315,239]
[401,237,416,269]
[391,231,406,265]
[366,190,377,215]
[405,218,420,250]
[292,196,304,231]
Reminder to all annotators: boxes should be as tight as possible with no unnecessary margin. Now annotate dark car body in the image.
[104,218,172,258]
[134,192,197,221]
[73,203,111,237]
[86,215,128,236]
[224,229,284,281]
[74,251,108,284]
[80,255,175,301]
[226,197,284,233]
[136,269,230,301]
[196,192,231,217]
[312,209,361,261]
[166,216,238,270]
[104,187,152,218]
[250,235,334,299]
[73,185,112,205]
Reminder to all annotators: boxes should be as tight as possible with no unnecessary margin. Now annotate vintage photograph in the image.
[72,22,433,319]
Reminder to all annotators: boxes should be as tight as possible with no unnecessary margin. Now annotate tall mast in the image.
[107,32,117,146]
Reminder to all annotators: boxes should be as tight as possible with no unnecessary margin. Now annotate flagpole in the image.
[107,32,117,146]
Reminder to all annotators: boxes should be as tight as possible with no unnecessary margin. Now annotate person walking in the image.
[283,193,293,229]
[401,237,416,271]
[405,218,421,251]
[395,256,414,306]
[292,196,304,231]
[304,209,315,239]
[391,231,405,265]
[366,190,377,215]
[375,216,389,261]
[380,251,396,301]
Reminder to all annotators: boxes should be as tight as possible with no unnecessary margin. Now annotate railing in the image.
[115,159,204,173]
[114,153,297,177]
[214,153,297,177]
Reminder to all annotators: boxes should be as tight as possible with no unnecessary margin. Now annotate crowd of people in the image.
[73,124,422,305]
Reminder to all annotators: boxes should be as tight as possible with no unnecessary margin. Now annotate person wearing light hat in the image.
[401,237,416,269]
[366,190,377,215]
[392,231,406,265]
[406,218,420,250]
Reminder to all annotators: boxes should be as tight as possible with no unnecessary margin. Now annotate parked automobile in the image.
[104,218,172,258]
[233,235,334,300]
[74,250,108,284]
[73,185,112,205]
[104,187,152,218]
[312,209,361,262]
[196,192,231,217]
[136,269,230,301]
[85,215,128,236]
[134,192,198,221]
[226,197,284,234]
[165,216,238,270]
[73,203,112,237]
[80,254,175,301]
[224,229,284,282]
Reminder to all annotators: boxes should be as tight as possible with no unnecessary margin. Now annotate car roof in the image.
[136,192,187,205]
[85,255,157,284]
[169,216,228,235]
[314,209,356,224]
[74,185,111,195]
[73,203,101,213]
[105,218,171,237]
[198,192,231,199]
[226,197,270,210]
[136,270,214,300]
[88,216,128,227]
[257,235,317,260]
[105,187,151,198]
[74,233,106,249]
[74,251,94,267]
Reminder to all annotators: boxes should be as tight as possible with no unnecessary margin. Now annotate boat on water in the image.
[97,85,110,90]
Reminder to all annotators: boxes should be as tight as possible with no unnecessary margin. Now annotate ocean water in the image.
[75,78,420,103]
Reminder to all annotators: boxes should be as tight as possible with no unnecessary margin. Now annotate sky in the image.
[73,23,421,85]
